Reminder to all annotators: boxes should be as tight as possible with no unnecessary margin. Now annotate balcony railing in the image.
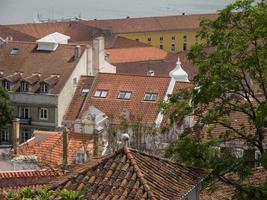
[18,117,32,125]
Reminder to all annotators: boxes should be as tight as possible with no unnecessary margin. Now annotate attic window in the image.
[10,48,19,55]
[2,80,11,91]
[144,93,158,101]
[76,152,87,164]
[94,89,108,98]
[21,82,29,92]
[118,91,132,100]
[40,83,49,93]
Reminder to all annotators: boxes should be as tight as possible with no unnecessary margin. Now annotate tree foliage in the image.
[0,86,12,128]
[164,0,267,199]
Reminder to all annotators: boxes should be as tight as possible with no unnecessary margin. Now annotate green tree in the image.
[163,0,267,199]
[0,86,12,129]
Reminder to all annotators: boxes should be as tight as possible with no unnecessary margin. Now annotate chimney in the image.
[62,127,68,168]
[93,128,99,157]
[74,45,81,60]
[182,12,185,15]
[12,118,20,154]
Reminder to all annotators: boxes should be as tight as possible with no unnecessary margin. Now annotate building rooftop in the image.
[16,130,94,167]
[51,147,206,200]
[0,25,36,42]
[80,13,218,34]
[0,41,85,94]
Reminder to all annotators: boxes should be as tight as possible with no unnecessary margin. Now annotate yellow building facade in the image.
[119,30,199,53]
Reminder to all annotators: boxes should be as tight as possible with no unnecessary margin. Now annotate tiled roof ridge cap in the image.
[85,13,218,22]
[98,72,171,79]
[0,169,52,174]
[123,147,157,200]
[127,147,205,172]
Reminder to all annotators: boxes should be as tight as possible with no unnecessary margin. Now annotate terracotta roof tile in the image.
[80,13,218,34]
[81,73,171,124]
[52,147,206,200]
[0,25,36,41]
[0,169,58,190]
[0,41,85,94]
[64,76,95,121]
[16,131,94,167]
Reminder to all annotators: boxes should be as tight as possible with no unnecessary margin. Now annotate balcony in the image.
[19,117,32,125]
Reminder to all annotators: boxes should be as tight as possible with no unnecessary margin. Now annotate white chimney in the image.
[74,45,81,60]
[169,57,189,82]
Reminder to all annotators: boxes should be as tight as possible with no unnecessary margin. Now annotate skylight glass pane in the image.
[124,92,131,99]
[82,88,90,93]
[100,90,108,97]
[94,90,101,97]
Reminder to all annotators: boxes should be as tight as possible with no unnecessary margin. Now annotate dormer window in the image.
[2,80,10,91]
[10,48,19,55]
[94,89,108,98]
[21,81,29,92]
[40,83,49,93]
[144,93,158,101]
[118,91,132,100]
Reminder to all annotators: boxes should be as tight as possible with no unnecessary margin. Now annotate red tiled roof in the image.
[0,25,36,41]
[0,169,58,190]
[107,46,169,64]
[81,73,171,124]
[114,50,197,80]
[0,41,85,94]
[16,131,93,167]
[80,13,218,34]
[200,167,267,200]
[64,76,95,121]
[52,147,206,200]
[105,35,149,49]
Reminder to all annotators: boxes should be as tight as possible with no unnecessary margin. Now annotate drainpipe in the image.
[12,118,20,154]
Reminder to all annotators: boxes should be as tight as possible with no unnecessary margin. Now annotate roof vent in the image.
[10,47,19,55]
[169,57,189,82]
[147,70,155,76]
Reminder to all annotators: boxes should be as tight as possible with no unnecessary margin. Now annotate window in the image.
[160,44,163,49]
[255,150,261,167]
[183,43,187,51]
[183,35,187,40]
[40,83,48,93]
[171,36,175,41]
[81,88,90,93]
[118,91,132,100]
[94,89,108,98]
[171,44,176,52]
[21,128,30,143]
[20,107,30,119]
[234,148,243,158]
[21,81,29,92]
[76,152,87,164]
[144,93,158,101]
[147,37,151,42]
[159,36,164,42]
[0,128,9,144]
[10,48,19,55]
[135,38,139,42]
[39,108,49,120]
[2,80,10,91]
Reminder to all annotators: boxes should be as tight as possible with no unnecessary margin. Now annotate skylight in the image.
[144,93,158,101]
[10,48,19,55]
[118,91,132,100]
[94,89,108,98]
[82,88,90,93]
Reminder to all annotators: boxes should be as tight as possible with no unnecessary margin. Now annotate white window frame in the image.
[159,36,164,42]
[21,81,29,92]
[160,44,163,49]
[39,108,49,120]
[171,36,176,41]
[0,128,9,144]
[76,152,87,164]
[234,148,244,158]
[147,37,152,42]
[21,128,30,143]
[144,93,158,101]
[20,107,30,119]
[94,89,108,98]
[40,83,49,93]
[2,80,10,91]
[118,91,132,100]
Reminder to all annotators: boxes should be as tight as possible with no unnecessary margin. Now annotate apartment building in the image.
[80,13,218,53]
[0,32,115,146]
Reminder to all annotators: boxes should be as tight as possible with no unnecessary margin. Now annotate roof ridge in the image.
[98,72,171,79]
[123,147,157,200]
